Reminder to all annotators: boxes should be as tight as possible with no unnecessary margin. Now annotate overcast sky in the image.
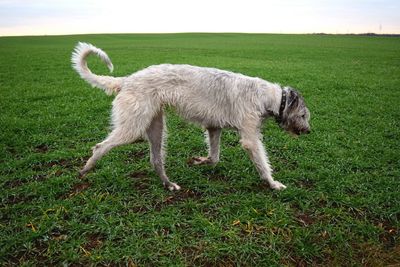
[0,0,399,36]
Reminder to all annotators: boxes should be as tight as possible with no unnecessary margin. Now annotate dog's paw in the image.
[188,156,213,166]
[270,180,287,190]
[78,169,87,178]
[164,182,181,191]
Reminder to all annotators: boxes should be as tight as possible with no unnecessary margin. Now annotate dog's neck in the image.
[276,88,287,123]
[262,84,287,120]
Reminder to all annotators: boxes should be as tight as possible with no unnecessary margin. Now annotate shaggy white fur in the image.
[72,42,122,95]
[72,42,311,191]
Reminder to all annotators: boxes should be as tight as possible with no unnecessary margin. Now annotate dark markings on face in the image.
[280,88,311,136]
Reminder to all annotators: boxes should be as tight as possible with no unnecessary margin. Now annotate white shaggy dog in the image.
[72,42,311,191]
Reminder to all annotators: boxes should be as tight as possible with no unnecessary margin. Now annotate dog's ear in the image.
[288,89,299,108]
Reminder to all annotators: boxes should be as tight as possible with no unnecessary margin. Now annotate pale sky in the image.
[0,0,399,36]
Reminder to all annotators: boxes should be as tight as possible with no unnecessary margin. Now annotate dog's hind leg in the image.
[79,95,156,177]
[79,127,140,177]
[191,127,222,165]
[146,111,181,191]
[239,128,287,190]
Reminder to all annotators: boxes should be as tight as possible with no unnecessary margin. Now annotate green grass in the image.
[0,33,399,266]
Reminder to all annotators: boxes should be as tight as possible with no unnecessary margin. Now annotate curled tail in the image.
[71,42,122,95]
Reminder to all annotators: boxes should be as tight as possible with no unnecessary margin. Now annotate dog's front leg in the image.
[239,131,287,190]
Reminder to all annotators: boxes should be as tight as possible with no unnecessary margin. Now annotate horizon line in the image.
[1,31,400,38]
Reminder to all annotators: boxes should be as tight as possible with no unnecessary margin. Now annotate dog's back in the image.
[122,64,275,128]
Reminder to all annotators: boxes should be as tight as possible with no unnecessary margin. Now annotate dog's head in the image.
[278,88,311,136]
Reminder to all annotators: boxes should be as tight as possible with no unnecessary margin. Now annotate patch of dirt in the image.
[71,182,90,194]
[54,170,63,177]
[4,194,35,205]
[59,182,91,199]
[206,170,230,182]
[4,173,52,192]
[83,233,105,251]
[124,148,148,164]
[352,242,400,266]
[32,161,54,171]
[377,220,399,250]
[248,182,274,193]
[4,179,24,188]
[34,144,49,153]
[129,171,148,179]
[317,197,328,208]
[168,189,202,202]
[6,146,17,155]
[128,206,150,213]
[4,174,49,189]
[126,149,147,159]
[344,187,358,196]
[133,181,151,191]
[154,189,203,211]
[129,171,151,191]
[295,212,315,227]
[295,178,315,189]
[5,237,52,265]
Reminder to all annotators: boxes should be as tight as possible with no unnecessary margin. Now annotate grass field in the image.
[0,33,399,266]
